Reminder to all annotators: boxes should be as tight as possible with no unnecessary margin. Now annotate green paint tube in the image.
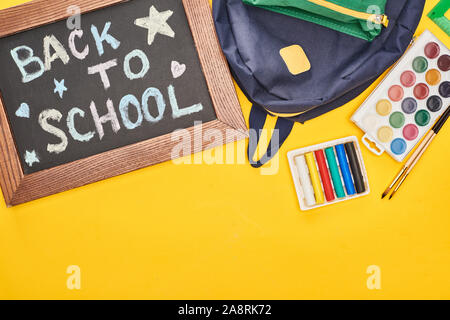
[325,147,346,198]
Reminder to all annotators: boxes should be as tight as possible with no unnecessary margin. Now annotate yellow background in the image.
[0,0,449,299]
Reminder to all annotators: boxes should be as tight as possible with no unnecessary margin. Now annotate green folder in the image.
[428,0,450,36]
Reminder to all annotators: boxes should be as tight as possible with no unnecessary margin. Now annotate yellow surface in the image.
[0,0,449,300]
[279,45,311,75]
[304,152,325,204]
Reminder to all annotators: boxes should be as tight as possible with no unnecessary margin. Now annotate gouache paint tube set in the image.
[288,137,370,211]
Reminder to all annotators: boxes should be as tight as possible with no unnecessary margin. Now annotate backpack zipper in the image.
[265,108,313,117]
[308,0,389,27]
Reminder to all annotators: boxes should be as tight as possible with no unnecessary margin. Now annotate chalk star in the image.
[24,150,39,167]
[134,6,175,46]
[54,78,67,99]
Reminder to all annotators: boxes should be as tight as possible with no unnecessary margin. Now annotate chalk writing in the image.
[24,150,39,167]
[0,0,216,172]
[15,103,30,118]
[171,60,186,79]
[134,6,175,46]
[53,79,67,99]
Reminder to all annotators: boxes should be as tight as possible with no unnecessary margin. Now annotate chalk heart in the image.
[15,103,30,118]
[171,61,186,79]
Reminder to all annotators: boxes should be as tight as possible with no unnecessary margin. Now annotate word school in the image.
[9,17,203,155]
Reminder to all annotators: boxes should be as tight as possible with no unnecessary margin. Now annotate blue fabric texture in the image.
[213,0,425,166]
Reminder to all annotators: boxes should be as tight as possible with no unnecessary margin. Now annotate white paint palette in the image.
[352,30,450,162]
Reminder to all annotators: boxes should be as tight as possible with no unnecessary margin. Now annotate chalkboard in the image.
[0,0,219,174]
[0,0,246,206]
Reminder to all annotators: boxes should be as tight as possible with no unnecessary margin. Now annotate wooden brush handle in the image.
[405,131,434,167]
[406,134,436,174]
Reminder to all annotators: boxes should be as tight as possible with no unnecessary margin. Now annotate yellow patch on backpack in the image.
[279,45,311,75]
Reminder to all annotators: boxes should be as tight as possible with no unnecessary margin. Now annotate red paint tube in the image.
[314,149,335,202]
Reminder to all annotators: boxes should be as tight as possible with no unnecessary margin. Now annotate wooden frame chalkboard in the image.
[0,0,247,206]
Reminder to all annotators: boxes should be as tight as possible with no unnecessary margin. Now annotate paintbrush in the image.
[381,133,432,199]
[382,105,450,199]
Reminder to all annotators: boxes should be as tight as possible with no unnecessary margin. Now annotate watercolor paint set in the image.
[288,137,369,211]
[351,30,449,162]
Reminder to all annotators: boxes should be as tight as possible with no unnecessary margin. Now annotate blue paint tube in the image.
[335,144,356,196]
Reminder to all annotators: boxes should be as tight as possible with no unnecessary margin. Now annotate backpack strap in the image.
[247,104,294,168]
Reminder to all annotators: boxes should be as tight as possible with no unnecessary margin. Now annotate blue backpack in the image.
[213,0,425,167]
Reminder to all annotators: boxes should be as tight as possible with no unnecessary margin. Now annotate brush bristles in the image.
[381,188,391,199]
